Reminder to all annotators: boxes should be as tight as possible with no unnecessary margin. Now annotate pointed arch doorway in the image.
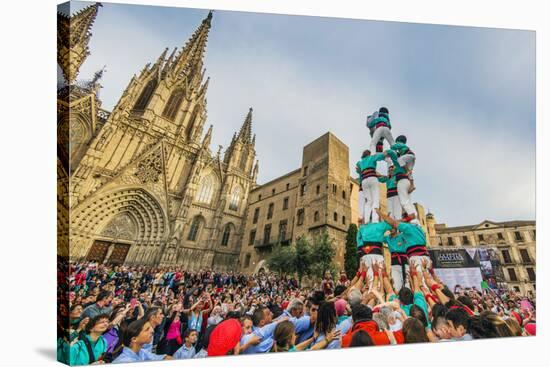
[86,212,136,264]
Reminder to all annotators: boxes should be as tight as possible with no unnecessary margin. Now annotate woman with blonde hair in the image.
[504,317,523,337]
[481,311,515,337]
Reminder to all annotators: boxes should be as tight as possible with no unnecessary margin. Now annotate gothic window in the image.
[185,105,199,140]
[133,79,157,111]
[229,186,242,211]
[196,174,217,204]
[333,212,338,221]
[187,216,204,242]
[162,88,185,121]
[239,150,248,170]
[221,224,232,246]
[314,211,320,222]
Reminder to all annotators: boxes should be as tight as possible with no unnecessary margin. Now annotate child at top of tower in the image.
[366,107,395,155]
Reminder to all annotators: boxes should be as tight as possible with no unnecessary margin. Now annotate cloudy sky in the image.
[62,1,535,226]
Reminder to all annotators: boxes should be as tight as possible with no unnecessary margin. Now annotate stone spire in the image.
[237,107,253,144]
[169,11,213,83]
[57,2,102,83]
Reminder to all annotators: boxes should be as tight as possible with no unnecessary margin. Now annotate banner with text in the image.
[429,249,482,290]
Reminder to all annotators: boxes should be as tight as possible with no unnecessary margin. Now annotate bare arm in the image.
[295,337,314,351]
[310,329,341,350]
[376,209,399,229]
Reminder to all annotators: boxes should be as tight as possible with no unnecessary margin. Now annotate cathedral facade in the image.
[58,4,258,271]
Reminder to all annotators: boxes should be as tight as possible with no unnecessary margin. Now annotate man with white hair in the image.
[280,298,305,319]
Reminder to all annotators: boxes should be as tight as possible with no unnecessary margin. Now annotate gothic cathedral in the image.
[57,4,259,271]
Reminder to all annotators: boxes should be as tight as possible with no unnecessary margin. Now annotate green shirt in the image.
[390,142,410,156]
[397,222,427,247]
[367,115,392,129]
[378,175,397,190]
[385,149,407,175]
[70,334,107,365]
[357,222,392,247]
[357,153,385,171]
[383,234,407,254]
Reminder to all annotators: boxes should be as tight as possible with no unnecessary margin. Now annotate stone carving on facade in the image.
[101,213,137,241]
[135,147,163,184]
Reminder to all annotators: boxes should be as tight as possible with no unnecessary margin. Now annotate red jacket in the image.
[342,320,404,347]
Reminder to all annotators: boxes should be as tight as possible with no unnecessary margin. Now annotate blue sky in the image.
[61,1,536,226]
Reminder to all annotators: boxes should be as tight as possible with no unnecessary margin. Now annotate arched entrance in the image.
[71,187,169,265]
[86,212,137,264]
[254,260,268,275]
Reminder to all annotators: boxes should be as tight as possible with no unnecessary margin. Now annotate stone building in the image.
[425,213,536,294]
[58,5,259,271]
[238,132,388,273]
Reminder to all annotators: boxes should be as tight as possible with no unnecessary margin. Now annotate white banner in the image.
[434,267,483,291]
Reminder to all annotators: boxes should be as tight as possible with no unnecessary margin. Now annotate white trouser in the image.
[398,154,416,180]
[409,255,432,288]
[396,178,417,216]
[391,263,410,292]
[387,195,402,220]
[370,126,395,154]
[358,189,366,222]
[361,253,385,289]
[362,177,380,223]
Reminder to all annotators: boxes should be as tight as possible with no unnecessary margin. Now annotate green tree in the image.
[344,224,359,279]
[294,236,313,286]
[267,244,296,276]
[311,231,336,279]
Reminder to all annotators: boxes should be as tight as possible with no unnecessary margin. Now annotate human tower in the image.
[356,107,431,291]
